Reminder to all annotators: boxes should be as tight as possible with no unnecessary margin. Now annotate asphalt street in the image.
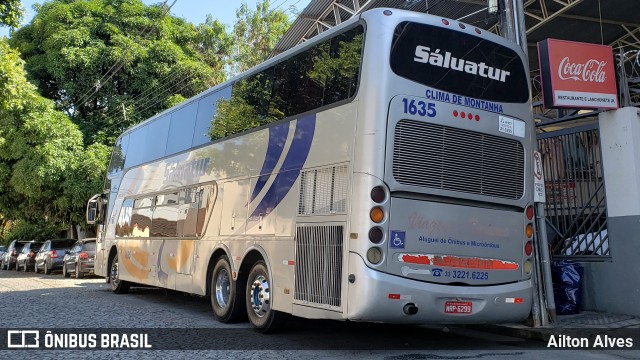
[0,268,637,359]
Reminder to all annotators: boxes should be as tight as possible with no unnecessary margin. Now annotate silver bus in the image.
[87,8,535,332]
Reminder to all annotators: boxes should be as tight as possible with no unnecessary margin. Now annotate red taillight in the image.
[526,206,534,220]
[525,241,533,256]
[50,250,57,258]
[79,252,89,260]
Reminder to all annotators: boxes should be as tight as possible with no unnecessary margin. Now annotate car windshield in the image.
[0,246,6,251]
[52,240,77,249]
[13,242,28,250]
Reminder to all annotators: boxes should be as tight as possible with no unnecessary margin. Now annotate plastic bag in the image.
[551,260,583,315]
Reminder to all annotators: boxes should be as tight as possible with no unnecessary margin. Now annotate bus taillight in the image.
[367,247,383,264]
[370,186,386,203]
[525,241,533,256]
[525,205,534,220]
[368,227,384,244]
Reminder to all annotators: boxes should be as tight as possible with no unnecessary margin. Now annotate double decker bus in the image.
[87,8,535,332]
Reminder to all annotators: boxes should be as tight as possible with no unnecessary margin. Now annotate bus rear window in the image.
[390,22,529,103]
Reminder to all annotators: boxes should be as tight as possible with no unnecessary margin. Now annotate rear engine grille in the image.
[294,225,343,308]
[393,120,524,199]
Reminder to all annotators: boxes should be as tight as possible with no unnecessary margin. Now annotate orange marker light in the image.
[525,224,534,238]
[370,207,384,223]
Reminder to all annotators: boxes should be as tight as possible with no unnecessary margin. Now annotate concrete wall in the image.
[580,107,640,316]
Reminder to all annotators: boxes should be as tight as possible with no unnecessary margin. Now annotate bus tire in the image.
[110,253,130,294]
[211,256,245,323]
[245,261,288,333]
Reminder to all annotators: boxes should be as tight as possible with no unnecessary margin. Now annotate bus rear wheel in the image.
[211,256,245,323]
[110,253,130,294]
[245,261,288,333]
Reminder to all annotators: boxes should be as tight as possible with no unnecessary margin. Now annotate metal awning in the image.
[273,0,640,125]
[275,0,640,62]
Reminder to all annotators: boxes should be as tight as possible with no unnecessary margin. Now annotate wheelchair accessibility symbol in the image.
[389,231,405,249]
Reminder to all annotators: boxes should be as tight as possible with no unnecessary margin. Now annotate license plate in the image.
[444,301,472,314]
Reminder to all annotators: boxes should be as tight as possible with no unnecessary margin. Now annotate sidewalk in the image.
[476,311,640,342]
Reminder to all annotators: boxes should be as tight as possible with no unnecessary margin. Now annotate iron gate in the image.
[537,123,610,260]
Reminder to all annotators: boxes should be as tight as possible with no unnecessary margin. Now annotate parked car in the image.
[1,240,30,270]
[0,246,6,262]
[16,241,43,272]
[63,238,96,279]
[35,238,77,275]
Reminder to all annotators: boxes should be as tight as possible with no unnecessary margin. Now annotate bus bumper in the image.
[346,252,532,324]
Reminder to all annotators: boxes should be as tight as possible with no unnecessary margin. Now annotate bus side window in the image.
[131,196,154,237]
[196,184,216,237]
[178,187,198,237]
[151,192,179,237]
[115,199,134,237]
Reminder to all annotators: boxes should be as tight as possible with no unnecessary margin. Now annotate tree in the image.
[0,0,23,28]
[3,220,65,243]
[230,0,291,74]
[196,14,233,86]
[9,0,221,146]
[0,38,106,234]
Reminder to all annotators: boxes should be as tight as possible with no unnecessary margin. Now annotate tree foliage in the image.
[4,220,66,243]
[9,0,219,145]
[230,0,291,74]
[0,0,23,28]
[196,14,233,85]
[0,38,107,231]
[1,0,296,236]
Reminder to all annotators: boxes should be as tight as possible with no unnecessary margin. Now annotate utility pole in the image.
[498,0,557,326]
[499,0,527,54]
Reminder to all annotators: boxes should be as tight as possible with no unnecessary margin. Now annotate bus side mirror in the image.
[86,194,101,224]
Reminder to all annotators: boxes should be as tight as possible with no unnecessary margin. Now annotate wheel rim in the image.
[215,268,230,309]
[249,274,270,318]
[111,260,119,287]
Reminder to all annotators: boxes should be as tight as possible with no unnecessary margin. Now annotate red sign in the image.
[537,39,618,109]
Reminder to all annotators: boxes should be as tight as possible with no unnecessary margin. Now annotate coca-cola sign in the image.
[538,39,618,109]
[557,57,607,82]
